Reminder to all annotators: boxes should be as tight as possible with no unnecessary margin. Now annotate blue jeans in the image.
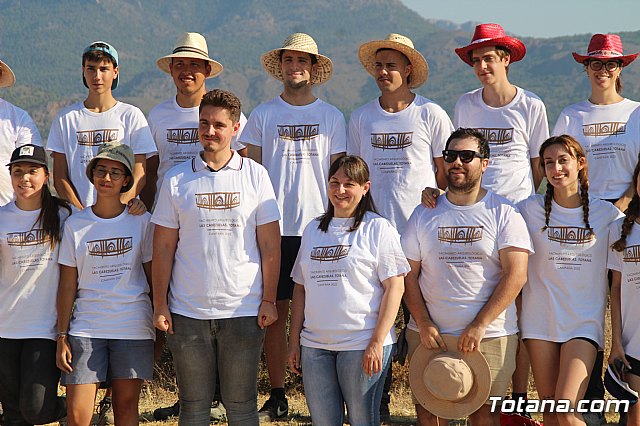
[301,345,392,426]
[167,314,265,426]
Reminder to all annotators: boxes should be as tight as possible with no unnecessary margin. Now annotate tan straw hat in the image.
[409,335,491,419]
[0,58,16,88]
[261,33,333,85]
[358,33,429,88]
[157,32,223,79]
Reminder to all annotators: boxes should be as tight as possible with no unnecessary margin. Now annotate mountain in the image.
[0,0,639,138]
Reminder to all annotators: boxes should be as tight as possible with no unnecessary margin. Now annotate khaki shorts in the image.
[406,329,518,405]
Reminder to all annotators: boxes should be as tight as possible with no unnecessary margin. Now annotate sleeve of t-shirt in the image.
[347,113,361,156]
[453,97,463,129]
[291,225,310,285]
[401,206,424,262]
[607,220,624,272]
[552,110,570,137]
[254,165,281,226]
[528,99,550,159]
[429,106,454,158]
[231,112,247,151]
[58,220,77,267]
[238,109,263,147]
[15,108,43,147]
[142,215,154,263]
[376,219,411,282]
[128,108,157,155]
[330,111,347,155]
[150,177,179,229]
[497,204,535,254]
[46,114,65,154]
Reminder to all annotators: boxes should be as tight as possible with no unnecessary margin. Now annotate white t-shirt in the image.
[402,191,533,337]
[553,99,640,200]
[47,101,157,207]
[151,151,281,320]
[454,87,549,203]
[291,212,410,351]
[58,208,154,340]
[148,97,247,203]
[0,203,70,339]
[240,96,346,236]
[519,195,622,347]
[348,95,454,233]
[608,219,640,360]
[0,98,43,206]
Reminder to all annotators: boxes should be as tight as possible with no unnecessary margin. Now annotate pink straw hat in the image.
[455,23,526,67]
[572,34,638,67]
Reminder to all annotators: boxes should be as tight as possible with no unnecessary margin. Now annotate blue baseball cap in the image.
[82,41,119,90]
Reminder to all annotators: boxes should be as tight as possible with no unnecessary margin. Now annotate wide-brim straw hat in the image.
[455,23,526,67]
[359,33,429,89]
[157,32,223,79]
[409,334,491,419]
[572,33,639,67]
[261,33,333,85]
[0,58,16,88]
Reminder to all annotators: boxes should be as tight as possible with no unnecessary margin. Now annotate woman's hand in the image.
[258,301,278,329]
[608,341,631,373]
[287,343,302,376]
[421,187,443,209]
[56,336,73,374]
[127,198,147,215]
[154,304,173,334]
[362,340,384,377]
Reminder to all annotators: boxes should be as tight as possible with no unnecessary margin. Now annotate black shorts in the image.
[277,236,302,300]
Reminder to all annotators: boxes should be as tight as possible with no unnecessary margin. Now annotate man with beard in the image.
[241,33,346,421]
[402,128,532,426]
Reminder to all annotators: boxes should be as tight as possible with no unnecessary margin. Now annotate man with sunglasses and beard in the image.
[402,128,532,426]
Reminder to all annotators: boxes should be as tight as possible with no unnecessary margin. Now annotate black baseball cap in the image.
[7,144,48,167]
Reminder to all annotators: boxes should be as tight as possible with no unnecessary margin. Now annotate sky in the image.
[401,0,640,38]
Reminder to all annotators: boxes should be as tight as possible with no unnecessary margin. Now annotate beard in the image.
[446,167,483,193]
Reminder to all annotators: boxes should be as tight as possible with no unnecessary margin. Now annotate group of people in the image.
[0,20,639,426]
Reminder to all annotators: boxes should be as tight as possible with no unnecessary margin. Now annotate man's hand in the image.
[258,301,278,329]
[458,322,487,352]
[417,321,447,350]
[154,304,173,334]
[421,187,442,209]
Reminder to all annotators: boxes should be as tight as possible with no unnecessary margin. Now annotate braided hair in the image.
[611,152,640,252]
[539,135,593,237]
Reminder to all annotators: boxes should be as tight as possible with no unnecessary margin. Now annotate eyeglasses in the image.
[442,149,487,163]
[588,60,621,72]
[93,167,126,180]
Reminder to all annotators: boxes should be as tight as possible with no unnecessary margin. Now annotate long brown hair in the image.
[611,152,640,251]
[318,156,377,233]
[539,135,592,235]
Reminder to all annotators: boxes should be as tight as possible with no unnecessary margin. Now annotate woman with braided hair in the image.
[608,153,640,426]
[518,135,622,426]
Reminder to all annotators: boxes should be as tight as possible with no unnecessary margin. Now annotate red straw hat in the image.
[455,23,526,67]
[572,34,639,67]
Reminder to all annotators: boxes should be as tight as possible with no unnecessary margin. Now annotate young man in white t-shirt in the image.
[48,41,156,210]
[348,33,453,418]
[152,89,281,426]
[142,32,247,210]
[453,24,549,407]
[402,128,532,426]
[241,33,346,421]
[0,57,43,205]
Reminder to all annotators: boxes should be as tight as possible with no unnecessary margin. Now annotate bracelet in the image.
[56,332,68,340]
[262,299,276,306]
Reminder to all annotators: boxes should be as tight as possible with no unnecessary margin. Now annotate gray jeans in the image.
[167,314,265,426]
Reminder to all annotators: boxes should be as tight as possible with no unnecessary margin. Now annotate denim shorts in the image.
[61,336,153,385]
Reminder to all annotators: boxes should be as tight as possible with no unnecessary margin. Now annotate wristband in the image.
[262,299,276,306]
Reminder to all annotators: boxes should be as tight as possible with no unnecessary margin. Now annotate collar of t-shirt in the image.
[192,150,243,173]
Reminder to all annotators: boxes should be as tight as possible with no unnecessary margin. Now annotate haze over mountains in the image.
[0,0,639,137]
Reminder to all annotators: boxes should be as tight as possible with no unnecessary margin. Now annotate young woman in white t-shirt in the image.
[0,145,71,425]
[56,142,153,426]
[609,154,640,426]
[519,135,621,426]
[287,156,408,426]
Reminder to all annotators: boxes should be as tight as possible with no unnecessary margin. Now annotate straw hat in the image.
[359,33,429,88]
[0,58,16,88]
[157,32,223,79]
[455,23,526,67]
[572,34,639,67]
[409,335,491,419]
[261,33,333,85]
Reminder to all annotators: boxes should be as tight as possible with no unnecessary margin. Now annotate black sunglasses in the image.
[442,149,487,163]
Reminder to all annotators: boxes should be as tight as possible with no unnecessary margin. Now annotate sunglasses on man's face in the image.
[442,149,486,163]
